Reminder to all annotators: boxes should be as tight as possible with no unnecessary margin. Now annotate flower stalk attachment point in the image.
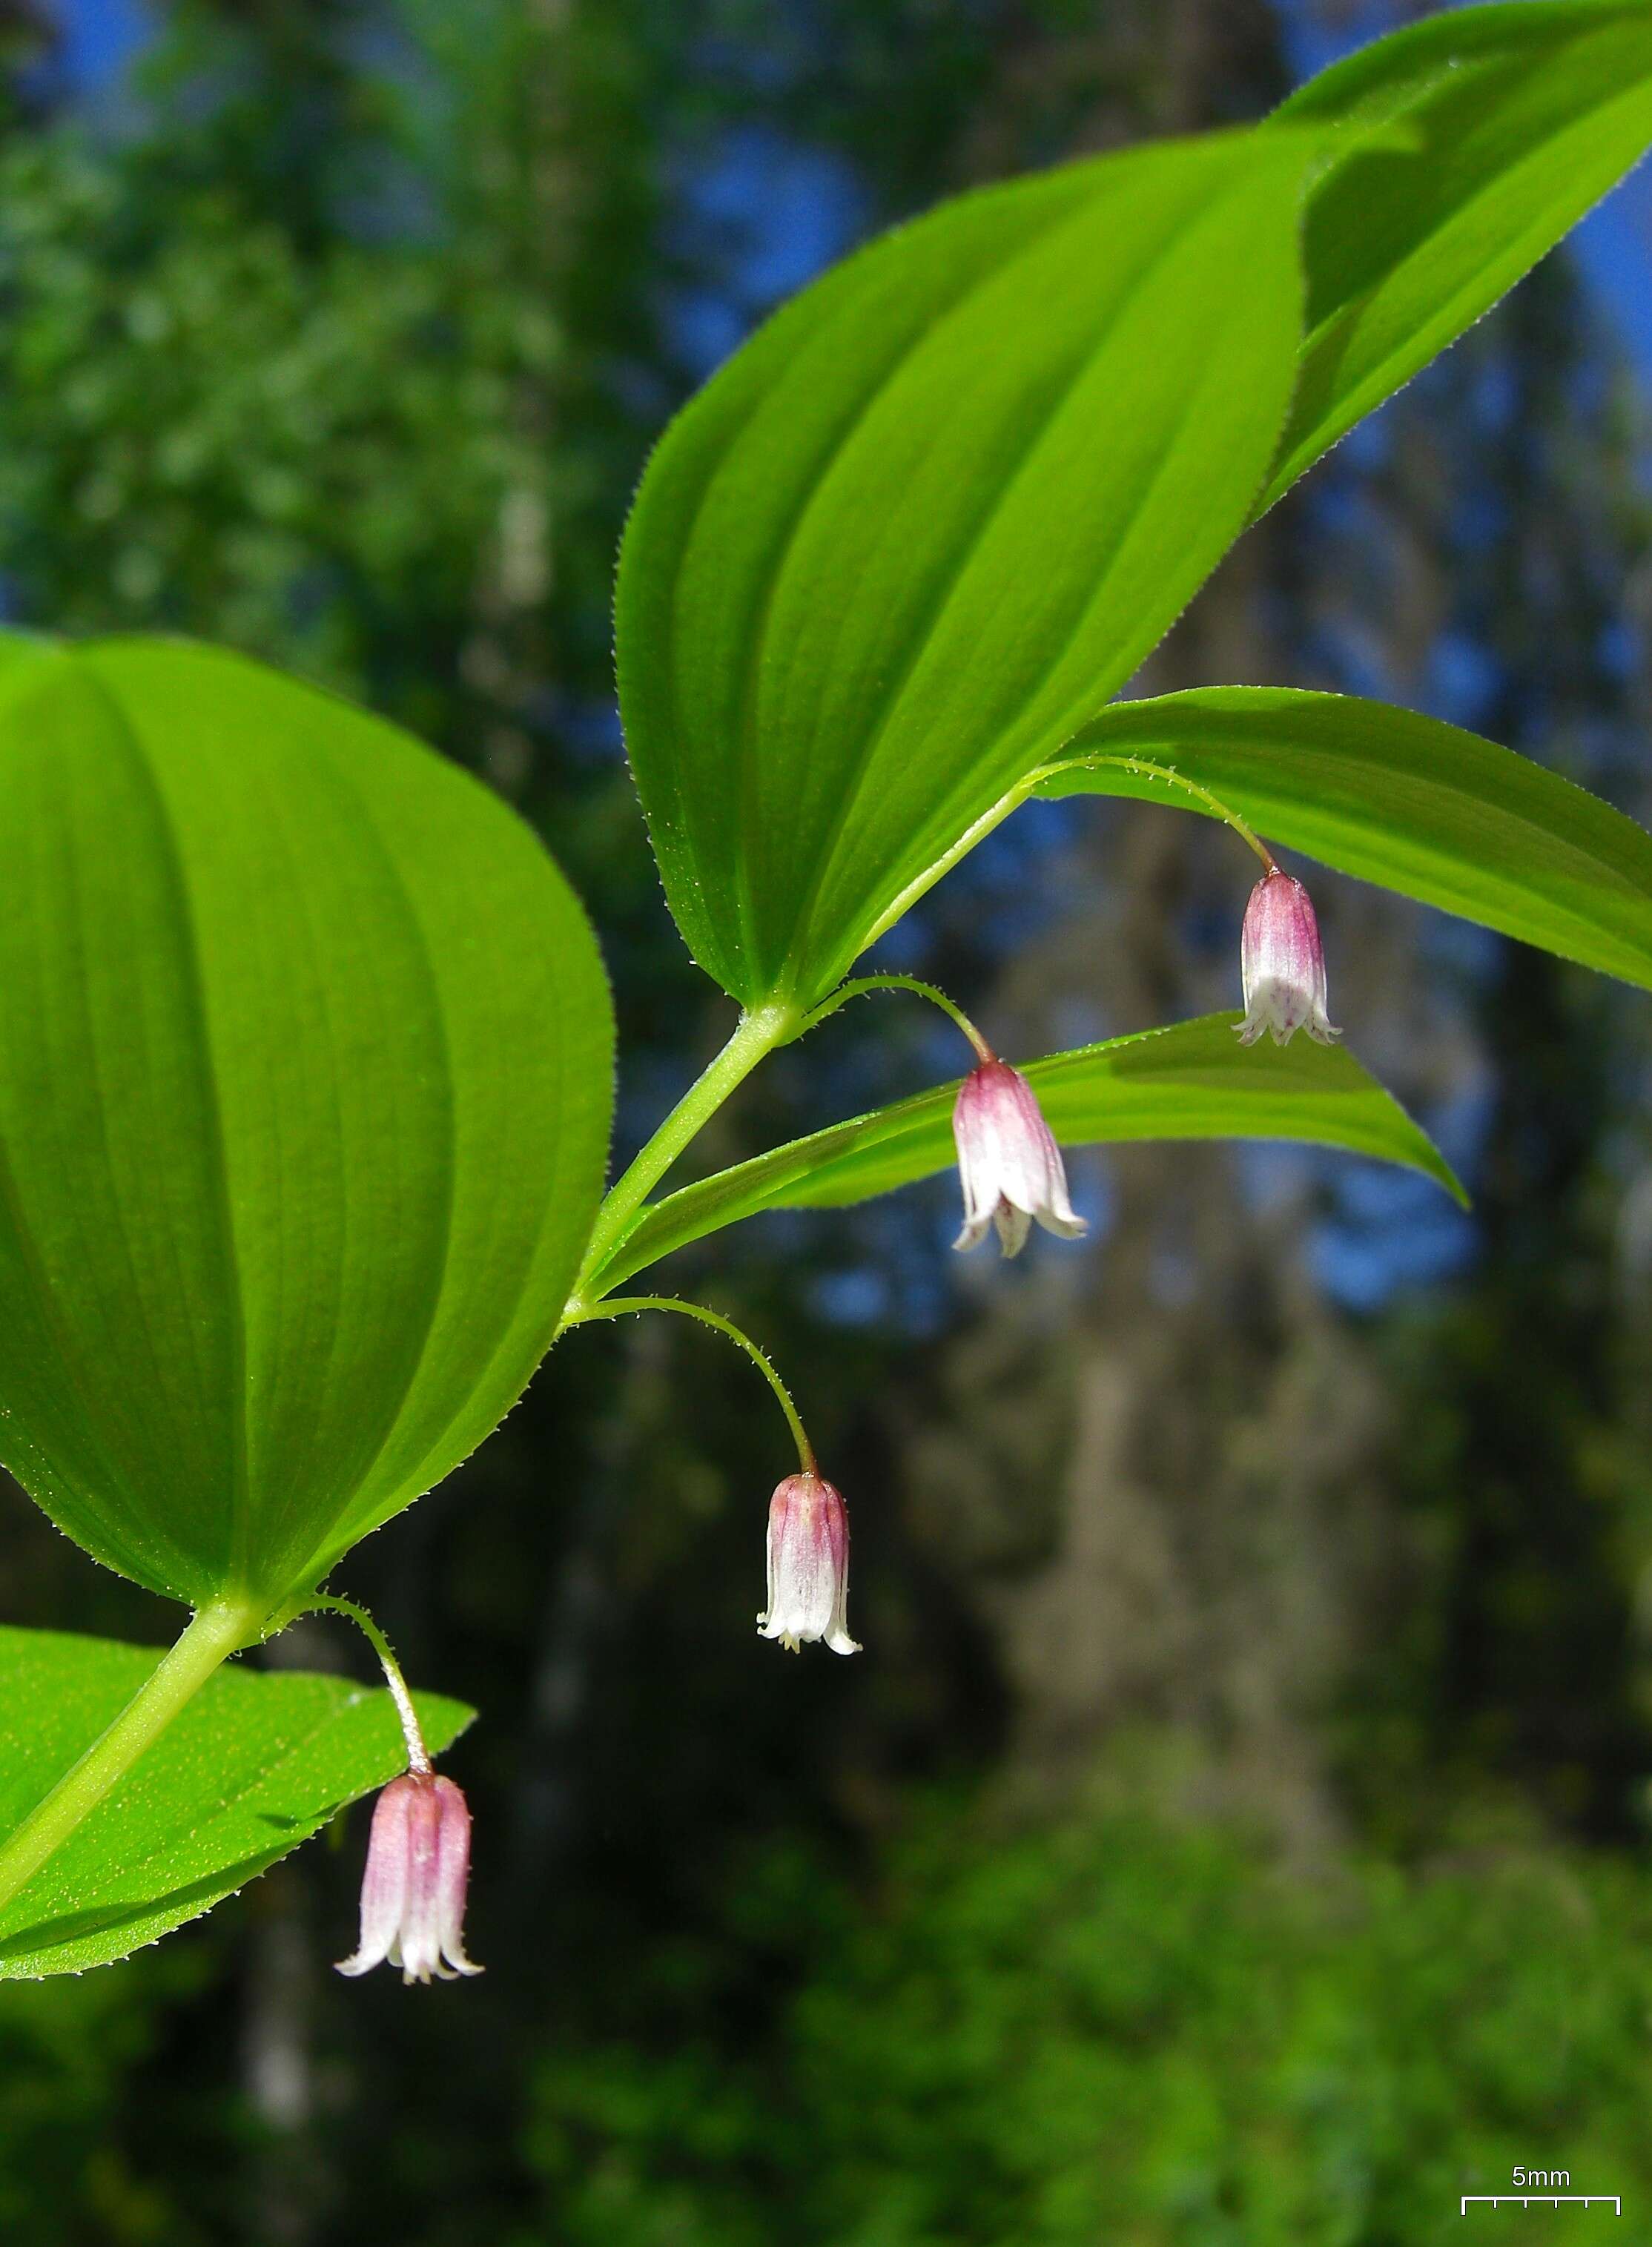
[562,1298,864,1654]
[307,1597,481,1986]
[1237,865,1340,1049]
[798,973,1085,1264]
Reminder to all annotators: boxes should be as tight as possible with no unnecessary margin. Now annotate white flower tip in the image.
[1038,1210,1088,1242]
[994,1203,1031,1258]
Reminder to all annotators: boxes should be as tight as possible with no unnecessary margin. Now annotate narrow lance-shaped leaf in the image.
[0,639,613,1612]
[0,1626,471,1979]
[618,130,1322,1012]
[1261,0,1652,509]
[1033,690,1652,994]
[582,1018,1464,1299]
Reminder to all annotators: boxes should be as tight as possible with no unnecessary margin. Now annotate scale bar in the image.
[1461,2198,1620,2214]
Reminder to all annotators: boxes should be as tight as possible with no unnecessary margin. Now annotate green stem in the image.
[1031,750,1278,875]
[855,777,1039,960]
[576,1003,797,1297]
[304,1597,430,1775]
[0,1596,257,1918]
[565,1295,816,1474]
[853,744,1278,972]
[799,974,993,1062]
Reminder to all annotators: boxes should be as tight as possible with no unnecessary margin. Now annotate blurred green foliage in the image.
[528,1787,1652,2246]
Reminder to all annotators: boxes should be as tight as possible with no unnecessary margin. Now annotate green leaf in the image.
[1262,0,1652,509]
[0,639,612,1609]
[1033,689,1652,993]
[617,131,1321,1012]
[0,1626,470,1979]
[584,1017,1464,1296]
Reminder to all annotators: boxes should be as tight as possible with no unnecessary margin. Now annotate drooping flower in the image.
[951,1059,1086,1258]
[1236,866,1339,1049]
[758,1471,859,1654]
[336,1769,482,1984]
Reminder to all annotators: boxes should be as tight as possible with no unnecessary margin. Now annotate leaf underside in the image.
[618,131,1319,1009]
[0,636,613,1608]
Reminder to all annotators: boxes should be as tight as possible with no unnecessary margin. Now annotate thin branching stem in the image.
[799,973,993,1062]
[1031,749,1278,874]
[305,1596,432,1775]
[576,1003,797,1297]
[565,1294,816,1475]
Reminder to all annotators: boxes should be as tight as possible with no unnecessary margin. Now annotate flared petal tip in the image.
[1036,1209,1088,1242]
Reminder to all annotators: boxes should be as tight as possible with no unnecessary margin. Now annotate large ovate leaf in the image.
[0,1626,470,1978]
[0,639,612,1609]
[582,1017,1463,1298]
[1262,0,1652,509]
[618,131,1321,1012]
[1033,690,1652,993]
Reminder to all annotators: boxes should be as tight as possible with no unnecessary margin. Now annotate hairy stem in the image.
[576,1003,796,1297]
[1031,749,1277,874]
[799,974,993,1062]
[304,1596,431,1775]
[565,1295,816,1474]
[0,1596,258,1918]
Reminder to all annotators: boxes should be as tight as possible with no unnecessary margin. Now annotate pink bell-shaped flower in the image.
[758,1471,859,1654]
[951,1060,1086,1258]
[1236,867,1339,1048]
[336,1769,482,1985]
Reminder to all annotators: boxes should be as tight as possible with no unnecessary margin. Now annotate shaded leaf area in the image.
[1035,689,1652,991]
[588,1017,1462,1296]
[1265,0,1652,506]
[618,131,1316,1008]
[0,1627,469,1978]
[0,638,612,1608]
